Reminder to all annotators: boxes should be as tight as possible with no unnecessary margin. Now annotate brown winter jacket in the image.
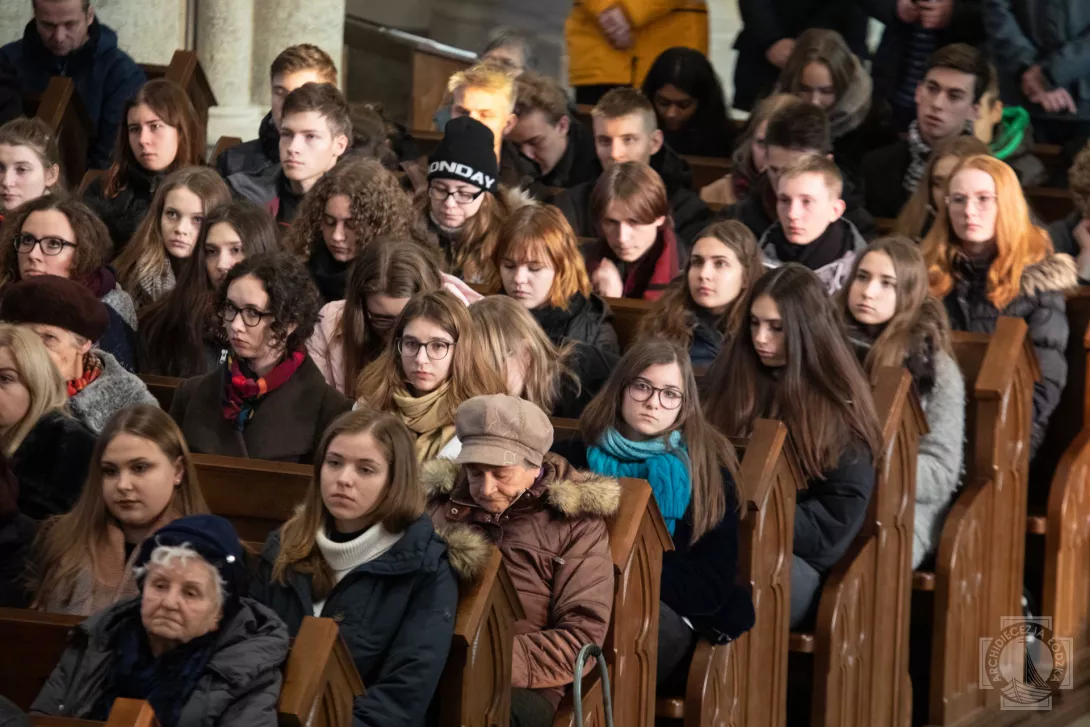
[423,453,619,707]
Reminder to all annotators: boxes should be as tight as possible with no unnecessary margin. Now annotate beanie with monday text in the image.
[427,115,499,194]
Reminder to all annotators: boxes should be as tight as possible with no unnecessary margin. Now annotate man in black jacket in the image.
[216,44,338,179]
[509,71,600,189]
[861,43,988,218]
[728,100,876,240]
[551,87,713,249]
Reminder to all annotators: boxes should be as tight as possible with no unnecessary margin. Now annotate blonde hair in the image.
[0,325,67,456]
[493,205,591,309]
[448,63,516,114]
[469,296,578,414]
[779,152,843,198]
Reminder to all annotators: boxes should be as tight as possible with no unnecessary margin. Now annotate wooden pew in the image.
[680,155,731,192]
[138,374,182,411]
[78,169,104,195]
[140,50,217,133]
[909,317,1038,726]
[34,698,160,727]
[191,452,310,544]
[414,129,442,159]
[22,76,92,188]
[603,296,655,352]
[788,366,922,727]
[654,418,800,727]
[0,608,361,727]
[211,136,243,165]
[876,218,896,236]
[1026,187,1074,223]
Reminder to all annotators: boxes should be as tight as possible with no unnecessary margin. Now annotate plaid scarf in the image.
[67,353,103,398]
[222,350,305,431]
[903,121,933,196]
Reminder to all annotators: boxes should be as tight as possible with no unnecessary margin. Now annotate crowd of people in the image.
[0,0,1088,725]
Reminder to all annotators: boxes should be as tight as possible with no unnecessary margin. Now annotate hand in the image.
[765,38,796,68]
[597,6,634,50]
[591,258,625,299]
[896,0,920,24]
[1022,65,1049,100]
[1036,88,1077,114]
[918,0,953,29]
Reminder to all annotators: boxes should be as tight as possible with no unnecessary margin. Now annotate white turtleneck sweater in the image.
[312,523,404,616]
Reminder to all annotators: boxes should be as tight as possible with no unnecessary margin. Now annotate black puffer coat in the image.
[530,293,620,356]
[942,252,1078,456]
[82,166,164,254]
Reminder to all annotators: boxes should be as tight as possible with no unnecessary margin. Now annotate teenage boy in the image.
[972,61,1046,187]
[553,87,712,247]
[760,153,866,295]
[862,43,989,218]
[216,43,338,178]
[729,99,875,240]
[448,63,539,190]
[227,83,351,225]
[509,71,599,189]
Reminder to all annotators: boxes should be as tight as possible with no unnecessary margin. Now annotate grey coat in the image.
[913,350,966,568]
[30,596,289,727]
[69,350,159,433]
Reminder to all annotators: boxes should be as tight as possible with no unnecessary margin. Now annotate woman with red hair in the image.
[922,155,1077,457]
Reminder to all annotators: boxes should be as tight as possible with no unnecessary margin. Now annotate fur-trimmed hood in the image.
[1020,252,1078,297]
[423,453,620,580]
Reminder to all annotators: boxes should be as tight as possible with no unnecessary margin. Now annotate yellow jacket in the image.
[566,0,709,88]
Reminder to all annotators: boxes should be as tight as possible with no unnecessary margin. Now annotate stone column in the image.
[94,0,186,65]
[197,0,264,144]
[251,0,346,108]
[0,6,32,48]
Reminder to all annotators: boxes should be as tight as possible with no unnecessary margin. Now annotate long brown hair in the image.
[28,405,209,609]
[492,205,591,308]
[775,28,871,139]
[922,155,1051,310]
[0,195,111,286]
[115,167,230,308]
[338,239,445,398]
[286,158,416,259]
[272,409,425,600]
[579,339,739,544]
[416,186,519,290]
[355,290,506,415]
[839,237,954,384]
[705,264,881,479]
[893,136,989,240]
[103,80,204,198]
[469,296,578,414]
[637,220,763,349]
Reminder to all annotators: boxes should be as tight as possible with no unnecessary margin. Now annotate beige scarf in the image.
[393,382,456,461]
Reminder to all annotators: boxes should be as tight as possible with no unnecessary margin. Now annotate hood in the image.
[992,107,1033,161]
[826,58,873,140]
[23,17,116,67]
[498,184,539,213]
[1020,253,1078,296]
[258,112,280,162]
[204,598,290,686]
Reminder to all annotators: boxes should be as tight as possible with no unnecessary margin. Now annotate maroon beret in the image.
[0,274,109,342]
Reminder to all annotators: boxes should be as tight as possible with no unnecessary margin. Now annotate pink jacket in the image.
[307,274,481,395]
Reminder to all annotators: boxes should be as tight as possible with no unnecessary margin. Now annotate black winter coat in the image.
[688,317,723,369]
[539,115,601,190]
[553,439,755,644]
[215,112,279,178]
[82,167,164,254]
[13,410,96,520]
[0,512,35,608]
[250,515,458,727]
[942,252,1078,456]
[861,138,912,219]
[0,57,21,126]
[552,342,618,419]
[795,444,875,573]
[0,20,145,170]
[530,293,620,356]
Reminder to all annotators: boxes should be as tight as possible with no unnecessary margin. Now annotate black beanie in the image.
[0,274,109,342]
[427,116,499,194]
[136,515,247,618]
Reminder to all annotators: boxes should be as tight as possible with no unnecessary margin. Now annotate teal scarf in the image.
[587,428,691,535]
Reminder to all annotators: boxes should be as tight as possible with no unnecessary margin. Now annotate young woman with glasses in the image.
[551,339,755,688]
[922,155,1078,458]
[355,290,506,461]
[169,252,351,463]
[0,195,138,370]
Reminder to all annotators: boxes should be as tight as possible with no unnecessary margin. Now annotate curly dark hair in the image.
[0,194,111,286]
[285,157,414,259]
[219,252,321,355]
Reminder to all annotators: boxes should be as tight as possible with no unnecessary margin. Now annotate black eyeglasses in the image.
[397,337,454,360]
[220,301,272,328]
[626,380,683,410]
[428,185,485,205]
[14,233,77,257]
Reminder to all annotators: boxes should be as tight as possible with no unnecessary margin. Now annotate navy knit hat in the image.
[427,116,499,194]
[136,515,247,616]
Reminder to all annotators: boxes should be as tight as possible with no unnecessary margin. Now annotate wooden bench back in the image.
[138,374,182,412]
[139,50,216,133]
[211,136,243,165]
[192,453,310,544]
[604,297,655,352]
[22,77,92,188]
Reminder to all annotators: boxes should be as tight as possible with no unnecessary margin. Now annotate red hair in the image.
[921,155,1051,310]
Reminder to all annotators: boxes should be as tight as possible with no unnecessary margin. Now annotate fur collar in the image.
[1021,253,1078,296]
[421,456,620,519]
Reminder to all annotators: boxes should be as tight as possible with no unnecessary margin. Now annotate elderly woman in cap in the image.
[31,514,289,727]
[423,394,618,727]
[0,275,157,433]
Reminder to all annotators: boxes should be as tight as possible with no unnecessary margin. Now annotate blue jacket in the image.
[250,514,458,727]
[0,19,145,169]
